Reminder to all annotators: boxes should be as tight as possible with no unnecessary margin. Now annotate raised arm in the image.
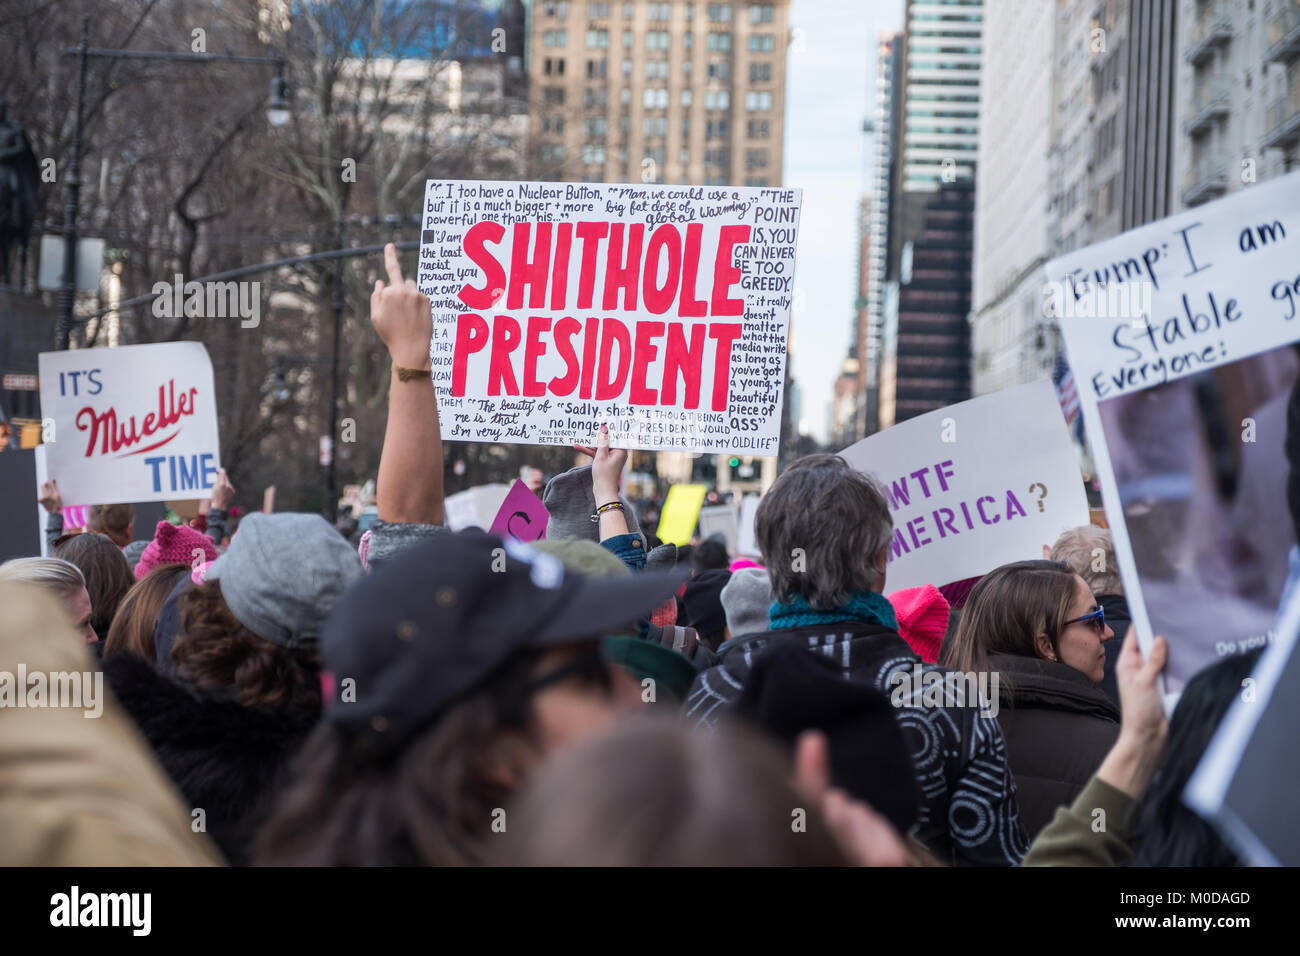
[373,243,443,526]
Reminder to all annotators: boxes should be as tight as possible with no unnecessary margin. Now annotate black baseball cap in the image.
[321,528,685,754]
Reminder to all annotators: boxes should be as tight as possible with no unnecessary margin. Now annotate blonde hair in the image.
[0,557,86,597]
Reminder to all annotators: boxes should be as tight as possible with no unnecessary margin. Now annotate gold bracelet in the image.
[394,364,431,382]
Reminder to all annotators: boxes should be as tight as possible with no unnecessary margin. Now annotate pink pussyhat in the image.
[887,584,950,664]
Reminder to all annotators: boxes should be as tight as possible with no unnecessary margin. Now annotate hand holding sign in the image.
[575,424,626,504]
[38,479,62,515]
[371,243,433,371]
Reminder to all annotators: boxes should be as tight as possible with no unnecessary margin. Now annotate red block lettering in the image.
[451,313,490,396]
[457,222,506,309]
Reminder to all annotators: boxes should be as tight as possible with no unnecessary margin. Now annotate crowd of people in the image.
[0,245,1275,867]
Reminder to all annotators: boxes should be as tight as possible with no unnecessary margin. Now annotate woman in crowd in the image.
[100,512,362,865]
[53,532,135,644]
[102,563,192,661]
[253,529,682,866]
[941,559,1119,839]
[0,557,96,644]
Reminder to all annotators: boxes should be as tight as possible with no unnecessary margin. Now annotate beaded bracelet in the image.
[590,501,624,522]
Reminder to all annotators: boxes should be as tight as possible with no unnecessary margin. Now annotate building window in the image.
[623,3,633,19]
[705,147,729,165]
[681,147,690,164]
[682,116,691,137]
[586,29,609,49]
[707,60,730,80]
[585,117,607,138]
[708,3,733,22]
[643,116,668,136]
[683,59,693,78]
[623,29,632,48]
[749,4,774,24]
[706,117,729,138]
[681,89,693,107]
[648,2,671,20]
[544,87,566,105]
[585,87,607,107]
[586,58,607,77]
[745,91,772,111]
[745,148,768,169]
[621,86,631,104]
[746,118,770,138]
[582,144,606,165]
[643,87,669,109]
[587,2,610,17]
[749,62,771,82]
[545,2,569,17]
[748,33,774,52]
[705,90,730,110]
[544,30,568,47]
[706,31,732,51]
[685,31,693,50]
[622,58,631,75]
[646,30,671,50]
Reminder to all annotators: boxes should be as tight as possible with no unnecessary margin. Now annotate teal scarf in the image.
[769,591,898,632]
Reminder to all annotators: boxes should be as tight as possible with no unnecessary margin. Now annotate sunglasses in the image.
[1064,605,1106,634]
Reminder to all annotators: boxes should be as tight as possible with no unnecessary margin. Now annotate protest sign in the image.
[415,180,802,455]
[443,483,511,531]
[838,381,1089,592]
[489,479,549,543]
[1046,170,1300,694]
[697,503,739,553]
[1184,585,1300,866]
[657,483,708,546]
[38,342,221,507]
[736,493,761,558]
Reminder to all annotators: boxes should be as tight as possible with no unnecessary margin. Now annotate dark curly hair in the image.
[171,579,321,714]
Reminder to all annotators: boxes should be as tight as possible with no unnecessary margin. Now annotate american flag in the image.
[1052,351,1080,427]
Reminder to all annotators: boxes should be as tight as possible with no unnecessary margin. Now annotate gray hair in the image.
[756,454,894,609]
[1049,525,1123,595]
[0,557,86,596]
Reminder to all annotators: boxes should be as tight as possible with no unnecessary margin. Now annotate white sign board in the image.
[697,503,739,553]
[415,179,802,455]
[736,493,761,558]
[839,380,1090,591]
[1047,170,1300,694]
[38,342,221,506]
[443,483,511,531]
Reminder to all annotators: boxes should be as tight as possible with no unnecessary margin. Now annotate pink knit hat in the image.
[729,557,763,572]
[134,520,219,580]
[887,584,950,663]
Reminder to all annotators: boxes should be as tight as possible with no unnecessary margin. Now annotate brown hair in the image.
[254,649,545,867]
[89,502,134,541]
[102,563,190,661]
[171,579,320,714]
[940,560,1078,678]
[496,717,851,866]
[52,533,134,640]
[757,454,895,609]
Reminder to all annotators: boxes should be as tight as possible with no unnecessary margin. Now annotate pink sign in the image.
[490,479,549,544]
[64,504,90,529]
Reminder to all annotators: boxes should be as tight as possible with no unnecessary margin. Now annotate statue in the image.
[0,97,42,288]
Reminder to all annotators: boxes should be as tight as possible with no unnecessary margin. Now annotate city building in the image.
[972,0,1182,396]
[970,0,1055,395]
[883,0,983,422]
[1178,0,1300,210]
[527,0,788,188]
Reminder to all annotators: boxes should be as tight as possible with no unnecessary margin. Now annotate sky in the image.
[784,0,900,444]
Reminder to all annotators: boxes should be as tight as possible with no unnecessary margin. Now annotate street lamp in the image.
[57,18,290,349]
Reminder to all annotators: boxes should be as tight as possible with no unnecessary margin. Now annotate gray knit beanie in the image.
[206,512,362,649]
[720,567,772,639]
[542,464,641,542]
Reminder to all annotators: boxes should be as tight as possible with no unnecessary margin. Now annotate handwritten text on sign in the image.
[38,342,221,506]
[1046,170,1300,397]
[416,180,802,454]
[838,381,1089,591]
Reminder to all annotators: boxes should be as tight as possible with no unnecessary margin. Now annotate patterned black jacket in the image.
[685,622,1030,866]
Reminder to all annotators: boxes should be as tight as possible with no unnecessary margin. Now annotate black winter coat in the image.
[687,623,1030,866]
[101,654,318,865]
[988,652,1119,841]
